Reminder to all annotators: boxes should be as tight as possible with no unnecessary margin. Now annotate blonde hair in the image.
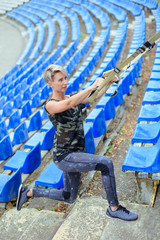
[43,64,67,83]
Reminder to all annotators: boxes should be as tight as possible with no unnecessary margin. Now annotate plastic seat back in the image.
[12,122,29,146]
[0,120,8,140]
[0,135,13,161]
[0,168,21,202]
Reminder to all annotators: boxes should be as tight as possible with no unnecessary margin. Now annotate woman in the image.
[17,64,138,221]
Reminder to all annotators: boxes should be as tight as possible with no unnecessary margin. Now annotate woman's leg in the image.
[32,171,81,203]
[56,153,138,221]
[56,152,119,207]
[17,170,81,211]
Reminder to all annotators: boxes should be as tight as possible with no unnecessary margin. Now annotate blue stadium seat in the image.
[38,77,46,88]
[130,0,158,9]
[1,101,13,117]
[7,82,15,92]
[21,78,28,91]
[9,122,29,146]
[25,110,42,132]
[19,101,32,118]
[6,89,15,102]
[31,92,41,108]
[13,93,23,108]
[96,0,127,22]
[14,83,22,96]
[40,107,48,121]
[0,120,8,140]
[146,80,160,91]
[6,110,21,129]
[122,138,160,173]
[30,81,39,94]
[154,58,160,65]
[150,72,160,81]
[0,168,22,202]
[0,87,7,97]
[131,122,160,144]
[142,91,160,105]
[0,96,5,109]
[85,108,107,138]
[27,73,35,85]
[152,64,160,72]
[40,120,54,132]
[106,84,124,107]
[96,96,116,121]
[138,105,160,122]
[83,123,96,154]
[24,126,55,150]
[119,72,131,95]
[40,85,50,99]
[3,143,41,174]
[35,162,64,188]
[0,135,13,161]
[22,87,31,101]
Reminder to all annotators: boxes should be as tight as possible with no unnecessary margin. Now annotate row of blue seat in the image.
[108,0,142,16]
[89,0,127,22]
[0,86,50,118]
[130,0,158,9]
[0,143,41,202]
[26,1,69,47]
[0,116,95,161]
[6,11,36,65]
[0,109,43,138]
[81,0,110,29]
[122,6,160,174]
[72,4,96,35]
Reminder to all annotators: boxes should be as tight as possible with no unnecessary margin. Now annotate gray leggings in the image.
[33,152,119,206]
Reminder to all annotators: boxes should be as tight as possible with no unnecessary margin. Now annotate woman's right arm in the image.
[45,85,96,114]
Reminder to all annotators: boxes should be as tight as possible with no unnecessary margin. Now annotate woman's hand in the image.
[92,77,105,89]
[109,75,119,84]
[92,75,119,89]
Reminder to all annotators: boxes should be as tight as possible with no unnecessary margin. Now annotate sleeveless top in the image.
[45,97,85,163]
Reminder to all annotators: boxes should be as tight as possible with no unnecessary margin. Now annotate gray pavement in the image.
[0,16,26,77]
[0,196,160,240]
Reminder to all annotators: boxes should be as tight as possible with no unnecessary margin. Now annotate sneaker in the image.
[16,184,30,211]
[106,205,138,221]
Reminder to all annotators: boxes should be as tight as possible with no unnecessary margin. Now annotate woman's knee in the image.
[63,191,77,203]
[66,197,77,204]
[95,158,114,175]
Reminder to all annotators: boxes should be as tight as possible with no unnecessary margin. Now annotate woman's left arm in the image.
[81,75,119,104]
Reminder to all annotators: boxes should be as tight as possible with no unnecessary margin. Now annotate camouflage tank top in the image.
[45,98,85,163]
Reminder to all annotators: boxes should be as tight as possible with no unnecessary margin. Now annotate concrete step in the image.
[0,207,64,240]
[1,196,160,240]
[52,197,160,240]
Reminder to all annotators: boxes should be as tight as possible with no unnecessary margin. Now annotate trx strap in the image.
[88,30,160,102]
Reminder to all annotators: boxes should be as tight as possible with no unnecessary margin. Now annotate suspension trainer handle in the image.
[88,30,160,102]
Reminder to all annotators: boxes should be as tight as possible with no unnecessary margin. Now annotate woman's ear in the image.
[48,81,53,88]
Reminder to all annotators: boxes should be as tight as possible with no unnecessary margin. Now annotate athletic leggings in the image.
[33,152,119,206]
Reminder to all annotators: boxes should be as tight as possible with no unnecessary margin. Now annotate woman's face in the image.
[50,71,68,93]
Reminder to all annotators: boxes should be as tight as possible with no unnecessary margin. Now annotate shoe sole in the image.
[106,212,138,221]
[16,184,23,211]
